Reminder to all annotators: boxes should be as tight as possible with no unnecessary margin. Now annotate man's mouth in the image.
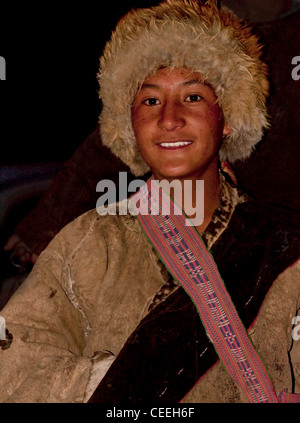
[158,141,192,149]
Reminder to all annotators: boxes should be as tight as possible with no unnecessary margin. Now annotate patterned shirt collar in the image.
[202,171,249,250]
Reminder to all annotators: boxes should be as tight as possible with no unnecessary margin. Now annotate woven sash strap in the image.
[130,177,279,403]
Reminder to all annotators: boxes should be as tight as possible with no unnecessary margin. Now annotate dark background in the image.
[0,1,162,165]
[0,0,299,206]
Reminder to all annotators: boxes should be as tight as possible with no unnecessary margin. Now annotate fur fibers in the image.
[98,0,269,176]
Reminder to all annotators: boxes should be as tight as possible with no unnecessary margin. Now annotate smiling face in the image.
[131,67,231,181]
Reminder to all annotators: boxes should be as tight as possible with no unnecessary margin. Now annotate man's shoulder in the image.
[233,200,300,233]
[214,199,300,284]
[43,202,142,260]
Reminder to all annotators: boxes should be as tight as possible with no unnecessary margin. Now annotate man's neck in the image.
[190,167,220,234]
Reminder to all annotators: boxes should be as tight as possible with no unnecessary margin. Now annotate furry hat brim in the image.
[98,0,269,176]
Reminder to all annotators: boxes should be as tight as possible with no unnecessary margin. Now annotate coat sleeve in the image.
[0,214,102,403]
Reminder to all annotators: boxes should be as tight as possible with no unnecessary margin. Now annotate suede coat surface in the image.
[0,196,299,403]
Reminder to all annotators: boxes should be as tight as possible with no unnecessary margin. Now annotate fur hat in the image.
[98,0,269,176]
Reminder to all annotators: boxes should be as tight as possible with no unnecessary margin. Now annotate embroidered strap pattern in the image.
[279,391,300,403]
[131,178,279,403]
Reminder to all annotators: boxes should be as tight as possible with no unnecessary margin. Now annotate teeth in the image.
[160,141,192,148]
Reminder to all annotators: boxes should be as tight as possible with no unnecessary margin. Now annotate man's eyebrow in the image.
[139,79,209,90]
[139,83,160,90]
[182,78,209,87]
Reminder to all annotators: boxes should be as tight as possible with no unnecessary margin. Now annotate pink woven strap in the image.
[130,177,279,403]
[279,391,300,403]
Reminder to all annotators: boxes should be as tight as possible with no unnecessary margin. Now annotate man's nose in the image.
[158,101,185,131]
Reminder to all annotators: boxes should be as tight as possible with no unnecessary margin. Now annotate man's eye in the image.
[143,98,160,106]
[186,94,202,102]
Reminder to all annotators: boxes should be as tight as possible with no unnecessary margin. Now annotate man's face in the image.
[131,67,231,181]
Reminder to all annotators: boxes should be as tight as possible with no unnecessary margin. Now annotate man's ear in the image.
[223,123,231,137]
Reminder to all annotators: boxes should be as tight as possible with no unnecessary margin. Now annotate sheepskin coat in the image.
[0,0,298,404]
[0,177,299,403]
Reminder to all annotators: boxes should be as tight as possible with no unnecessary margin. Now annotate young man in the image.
[0,0,299,403]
